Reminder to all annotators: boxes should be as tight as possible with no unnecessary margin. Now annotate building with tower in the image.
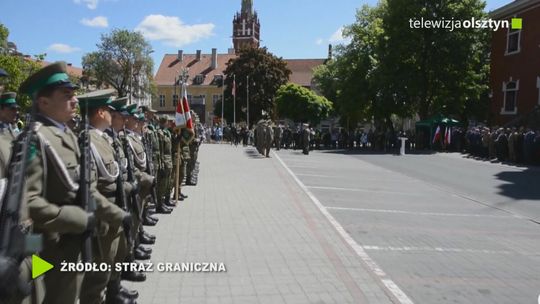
[232,0,261,53]
[153,0,329,126]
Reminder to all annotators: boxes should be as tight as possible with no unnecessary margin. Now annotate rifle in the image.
[120,131,142,221]
[79,103,96,263]
[0,108,41,298]
[142,133,159,207]
[111,132,133,253]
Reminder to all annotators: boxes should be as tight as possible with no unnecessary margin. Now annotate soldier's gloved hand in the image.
[122,213,132,233]
[0,257,24,298]
[130,181,140,195]
[85,212,96,234]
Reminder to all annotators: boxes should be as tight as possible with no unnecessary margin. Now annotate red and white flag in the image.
[444,127,451,145]
[432,125,441,144]
[183,92,193,129]
[176,84,189,127]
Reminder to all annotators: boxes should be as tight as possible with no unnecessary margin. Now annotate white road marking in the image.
[295,173,339,178]
[274,151,414,304]
[307,185,426,196]
[361,245,533,255]
[326,206,514,219]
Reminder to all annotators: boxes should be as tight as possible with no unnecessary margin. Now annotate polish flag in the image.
[176,84,189,128]
[432,125,441,144]
[182,93,193,129]
[444,127,452,145]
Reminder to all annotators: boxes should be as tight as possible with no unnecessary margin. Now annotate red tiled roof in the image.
[154,54,326,87]
[284,59,326,87]
[40,61,83,78]
[154,53,237,86]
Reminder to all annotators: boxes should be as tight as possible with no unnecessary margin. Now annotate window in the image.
[501,80,518,114]
[159,95,165,107]
[212,94,222,106]
[172,94,179,107]
[506,23,521,55]
[193,74,204,85]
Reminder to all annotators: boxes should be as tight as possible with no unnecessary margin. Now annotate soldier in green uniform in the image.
[76,90,135,304]
[156,116,174,211]
[0,92,20,140]
[20,62,127,304]
[104,97,145,301]
[185,111,200,186]
[0,69,45,304]
[124,106,155,260]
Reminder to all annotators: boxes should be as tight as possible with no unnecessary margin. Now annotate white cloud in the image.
[74,0,99,10]
[315,38,324,45]
[329,26,351,44]
[81,16,108,28]
[135,15,215,47]
[47,43,81,53]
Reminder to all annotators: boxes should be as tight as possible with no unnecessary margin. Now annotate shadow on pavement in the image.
[317,149,437,156]
[495,168,540,200]
[244,148,266,159]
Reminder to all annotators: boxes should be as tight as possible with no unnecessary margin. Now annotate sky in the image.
[1,0,512,73]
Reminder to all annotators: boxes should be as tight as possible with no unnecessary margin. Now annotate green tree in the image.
[0,24,8,53]
[378,0,489,121]
[276,83,333,125]
[218,47,291,126]
[82,29,154,98]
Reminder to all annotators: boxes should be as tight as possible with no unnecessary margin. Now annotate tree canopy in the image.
[215,46,291,126]
[275,83,333,125]
[82,29,154,99]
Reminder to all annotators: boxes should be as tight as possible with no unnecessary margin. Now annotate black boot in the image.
[137,245,152,254]
[142,214,157,226]
[121,270,146,282]
[156,203,172,214]
[119,285,139,299]
[139,231,155,245]
[134,247,151,260]
[141,229,156,242]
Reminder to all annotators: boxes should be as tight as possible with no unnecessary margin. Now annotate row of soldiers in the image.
[0,62,201,304]
[464,126,540,164]
[253,121,311,156]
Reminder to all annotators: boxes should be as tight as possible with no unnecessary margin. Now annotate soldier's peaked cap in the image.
[139,105,157,113]
[19,62,78,96]
[125,104,139,116]
[111,96,129,115]
[77,89,116,110]
[0,92,19,107]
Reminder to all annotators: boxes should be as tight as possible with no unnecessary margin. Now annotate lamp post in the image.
[220,75,224,127]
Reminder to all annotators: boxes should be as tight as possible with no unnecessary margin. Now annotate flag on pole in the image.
[182,92,193,129]
[432,125,441,144]
[444,127,451,145]
[175,83,187,127]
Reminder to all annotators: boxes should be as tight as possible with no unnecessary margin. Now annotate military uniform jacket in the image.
[0,122,17,141]
[158,128,173,168]
[145,125,162,171]
[26,116,123,240]
[126,129,153,191]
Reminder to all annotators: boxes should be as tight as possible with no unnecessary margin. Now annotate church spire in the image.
[241,0,253,16]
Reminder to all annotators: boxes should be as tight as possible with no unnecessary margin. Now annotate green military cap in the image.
[125,104,139,116]
[77,89,116,111]
[19,61,78,96]
[135,113,145,121]
[0,92,20,108]
[110,96,129,115]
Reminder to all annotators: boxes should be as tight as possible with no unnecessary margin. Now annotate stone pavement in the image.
[126,144,397,304]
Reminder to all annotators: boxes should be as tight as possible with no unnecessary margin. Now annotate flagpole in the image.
[175,70,187,203]
[221,75,224,127]
[233,74,236,126]
[247,75,250,128]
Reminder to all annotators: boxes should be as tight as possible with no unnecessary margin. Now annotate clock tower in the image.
[232,0,260,53]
